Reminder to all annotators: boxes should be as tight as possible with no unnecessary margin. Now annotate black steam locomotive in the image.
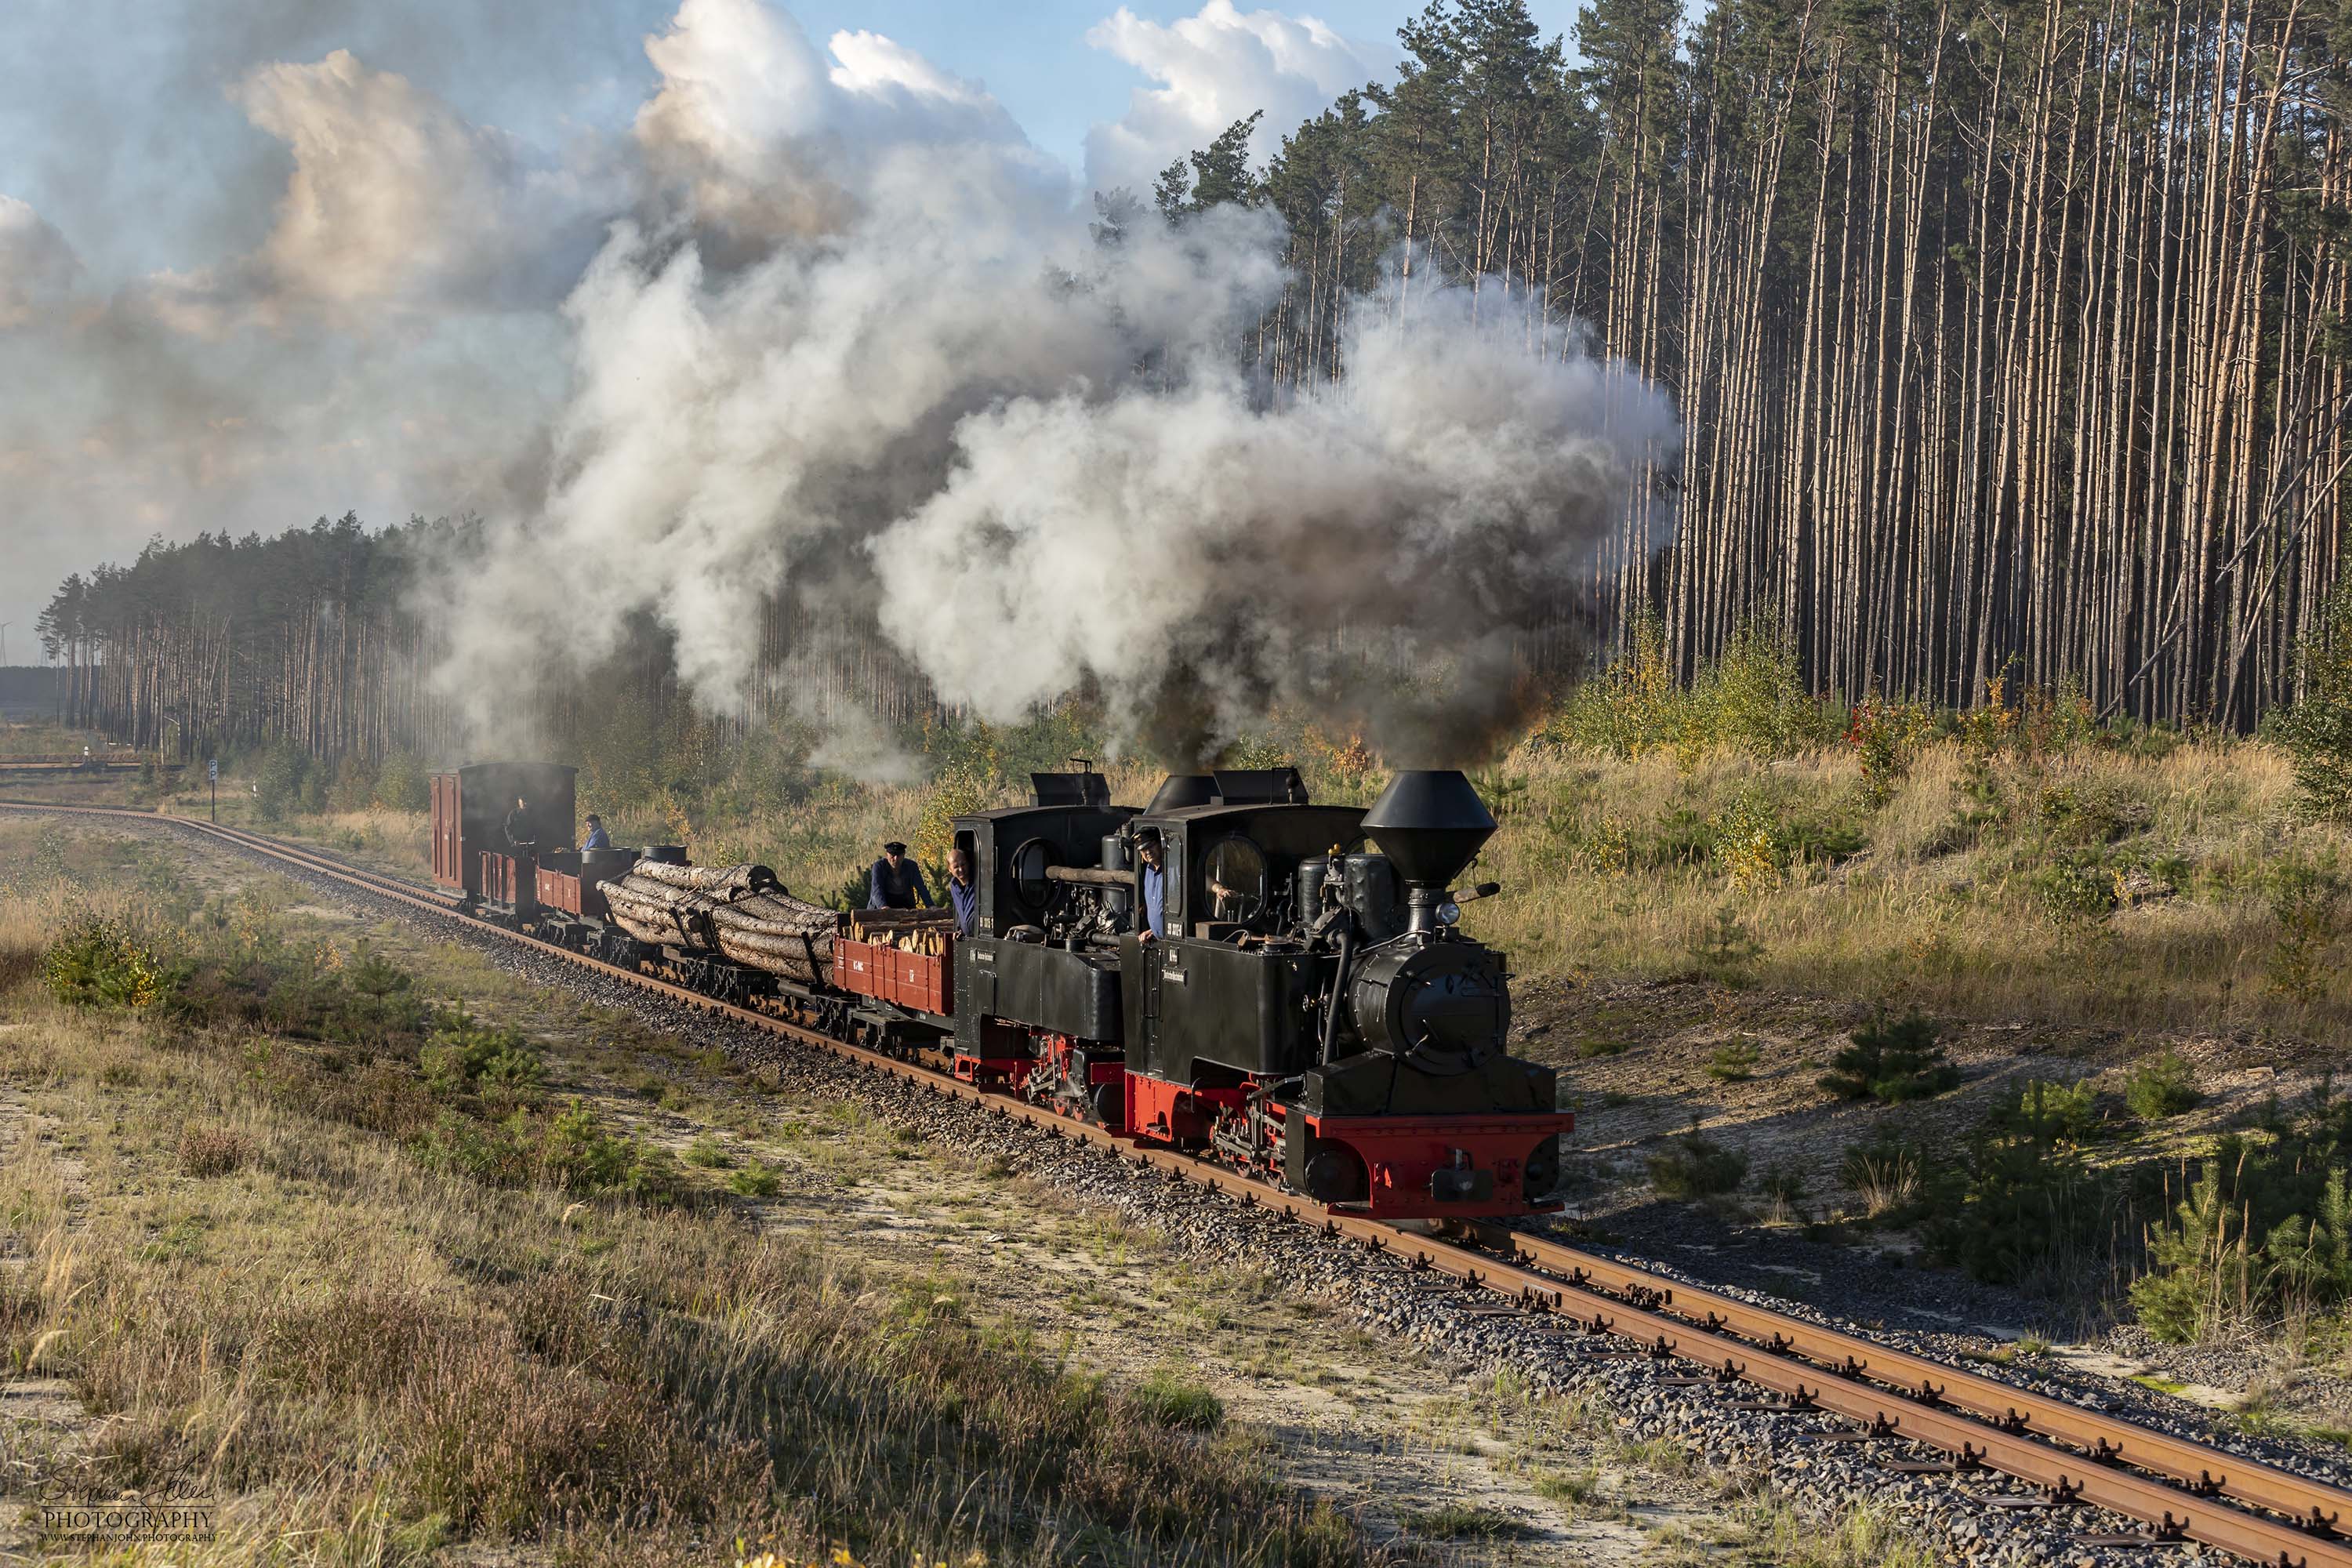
[432,761,1569,1220]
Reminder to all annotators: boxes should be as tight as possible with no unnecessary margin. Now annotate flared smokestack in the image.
[1359,769,1496,892]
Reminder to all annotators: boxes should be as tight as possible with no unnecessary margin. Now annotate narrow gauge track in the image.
[13,797,2352,1568]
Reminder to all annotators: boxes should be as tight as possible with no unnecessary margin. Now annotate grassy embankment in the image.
[0,820,1370,1567]
[20,688,2347,1047]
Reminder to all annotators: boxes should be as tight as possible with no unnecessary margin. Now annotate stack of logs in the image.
[851,907,959,956]
[597,860,840,985]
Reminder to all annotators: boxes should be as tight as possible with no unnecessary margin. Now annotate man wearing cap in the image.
[581,814,611,851]
[867,840,935,911]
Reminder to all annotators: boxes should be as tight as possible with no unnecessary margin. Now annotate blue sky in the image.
[785,1,1588,171]
[0,0,1586,284]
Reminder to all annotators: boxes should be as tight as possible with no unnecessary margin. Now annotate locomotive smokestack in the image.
[1360,770,1496,933]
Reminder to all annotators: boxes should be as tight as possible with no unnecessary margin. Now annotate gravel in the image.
[49,809,2346,1566]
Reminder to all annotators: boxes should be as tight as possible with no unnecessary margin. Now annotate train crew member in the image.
[581,814,611,851]
[945,847,978,937]
[503,796,535,855]
[1137,829,1165,943]
[867,840,935,910]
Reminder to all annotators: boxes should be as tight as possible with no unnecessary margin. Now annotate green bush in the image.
[1820,1011,1959,1104]
[2131,1085,2352,1341]
[373,748,430,811]
[416,1109,537,1187]
[2036,783,2147,845]
[2031,855,2120,924]
[2265,854,2345,1001]
[1709,619,1825,760]
[2125,1051,2202,1121]
[1551,614,1835,764]
[45,916,167,1009]
[1928,1081,2115,1290]
[251,740,307,821]
[1989,1078,2102,1145]
[164,930,430,1048]
[1646,1132,1748,1199]
[1845,695,1938,803]
[2277,575,2352,821]
[728,1162,782,1198]
[326,755,378,813]
[1551,612,1680,760]
[539,1102,683,1200]
[420,1010,545,1103]
[1131,1368,1225,1431]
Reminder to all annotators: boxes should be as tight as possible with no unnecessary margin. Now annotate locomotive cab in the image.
[948,767,1138,1094]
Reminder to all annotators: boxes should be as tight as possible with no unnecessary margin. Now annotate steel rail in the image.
[10,799,2352,1566]
[1475,1223,2350,1534]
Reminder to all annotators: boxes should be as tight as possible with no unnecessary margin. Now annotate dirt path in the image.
[0,1083,102,1566]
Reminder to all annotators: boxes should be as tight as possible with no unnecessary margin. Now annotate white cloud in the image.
[143,49,611,333]
[0,197,82,328]
[1083,0,1392,198]
[632,0,1057,260]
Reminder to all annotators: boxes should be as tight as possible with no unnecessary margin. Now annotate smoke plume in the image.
[424,0,1676,768]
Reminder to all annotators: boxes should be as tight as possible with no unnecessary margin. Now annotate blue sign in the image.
[207,758,218,784]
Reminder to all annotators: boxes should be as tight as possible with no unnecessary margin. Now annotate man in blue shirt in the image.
[1137,830,1166,942]
[581,814,611,851]
[868,840,935,910]
[945,846,979,937]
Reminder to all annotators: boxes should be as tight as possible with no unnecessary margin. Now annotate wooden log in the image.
[605,909,677,946]
[713,928,831,984]
[628,861,782,899]
[600,886,717,948]
[599,862,841,983]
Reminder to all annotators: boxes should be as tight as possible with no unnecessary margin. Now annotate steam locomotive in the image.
[430,761,1569,1220]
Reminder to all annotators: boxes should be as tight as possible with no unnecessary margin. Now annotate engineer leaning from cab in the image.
[866,839,934,911]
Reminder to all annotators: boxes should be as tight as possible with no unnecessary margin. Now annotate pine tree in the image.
[1820,1011,1958,1103]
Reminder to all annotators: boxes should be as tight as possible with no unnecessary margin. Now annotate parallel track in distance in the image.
[10,798,2352,1566]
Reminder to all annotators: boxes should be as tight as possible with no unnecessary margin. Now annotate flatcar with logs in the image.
[429,760,1570,1220]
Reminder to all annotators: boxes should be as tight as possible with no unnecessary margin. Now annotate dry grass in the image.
[0,860,159,996]
[0,883,1370,1568]
[1464,735,2352,1043]
[20,711,2346,1044]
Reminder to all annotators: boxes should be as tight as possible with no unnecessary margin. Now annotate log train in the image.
[430,760,1570,1220]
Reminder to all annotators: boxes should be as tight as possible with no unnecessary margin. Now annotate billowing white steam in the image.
[873,299,1671,761]
[423,0,1680,765]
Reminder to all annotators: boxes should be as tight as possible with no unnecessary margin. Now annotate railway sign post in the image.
[207,757,217,822]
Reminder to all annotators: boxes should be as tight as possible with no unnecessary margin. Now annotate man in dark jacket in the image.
[867,840,934,910]
[502,797,535,855]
